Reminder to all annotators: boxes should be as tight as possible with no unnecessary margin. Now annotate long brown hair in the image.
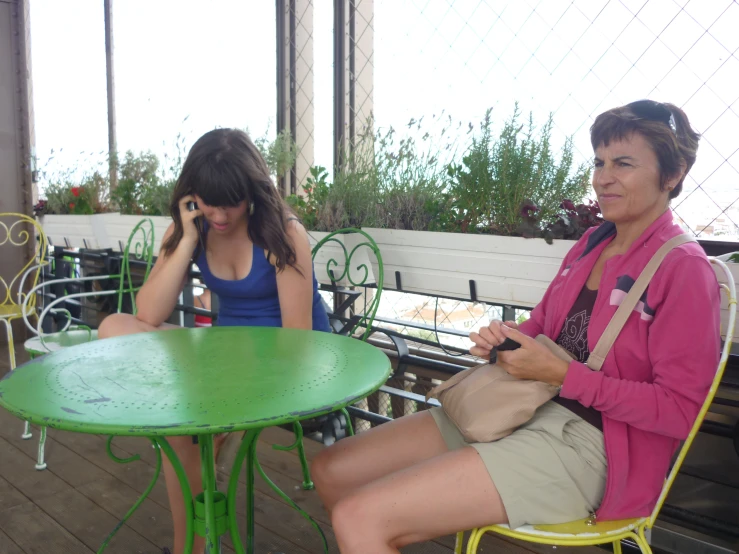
[161,128,299,272]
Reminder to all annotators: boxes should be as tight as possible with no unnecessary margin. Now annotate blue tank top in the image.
[195,224,330,332]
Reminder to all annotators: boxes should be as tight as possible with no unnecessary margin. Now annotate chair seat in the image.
[485,516,646,540]
[24,329,99,356]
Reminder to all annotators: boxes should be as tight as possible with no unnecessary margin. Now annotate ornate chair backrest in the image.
[311,228,384,341]
[0,212,48,315]
[647,257,736,528]
[117,218,155,315]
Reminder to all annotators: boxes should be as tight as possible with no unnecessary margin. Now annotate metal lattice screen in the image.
[372,0,739,239]
[294,1,739,368]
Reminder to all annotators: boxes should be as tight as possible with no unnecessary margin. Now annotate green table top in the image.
[0,327,391,436]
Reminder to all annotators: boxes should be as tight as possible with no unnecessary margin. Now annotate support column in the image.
[0,0,35,214]
[104,0,118,190]
[0,0,36,345]
[333,0,373,169]
[276,0,314,197]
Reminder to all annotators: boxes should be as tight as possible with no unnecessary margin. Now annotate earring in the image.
[249,202,255,215]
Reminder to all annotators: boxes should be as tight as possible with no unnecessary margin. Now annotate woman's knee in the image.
[332,491,401,549]
[311,445,339,490]
[97,313,142,339]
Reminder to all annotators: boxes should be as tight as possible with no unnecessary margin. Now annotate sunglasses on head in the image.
[626,100,677,134]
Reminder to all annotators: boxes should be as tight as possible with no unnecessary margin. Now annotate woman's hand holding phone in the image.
[179,195,203,248]
[469,319,520,359]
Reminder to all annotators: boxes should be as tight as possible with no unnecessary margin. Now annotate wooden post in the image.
[276,0,314,196]
[333,0,373,170]
[0,0,36,343]
[104,0,118,190]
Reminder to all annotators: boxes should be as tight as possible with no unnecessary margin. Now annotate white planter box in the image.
[363,228,575,308]
[39,214,172,255]
[39,214,101,249]
[100,214,171,255]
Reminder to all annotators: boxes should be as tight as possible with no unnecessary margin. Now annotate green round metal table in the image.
[0,326,391,554]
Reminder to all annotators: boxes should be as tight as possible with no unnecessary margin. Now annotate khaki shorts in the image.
[430,401,607,529]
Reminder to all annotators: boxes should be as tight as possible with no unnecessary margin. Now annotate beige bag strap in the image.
[586,234,695,371]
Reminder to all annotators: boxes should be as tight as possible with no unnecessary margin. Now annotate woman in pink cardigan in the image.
[311,101,721,553]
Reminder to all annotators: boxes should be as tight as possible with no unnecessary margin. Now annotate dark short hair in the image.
[590,100,700,199]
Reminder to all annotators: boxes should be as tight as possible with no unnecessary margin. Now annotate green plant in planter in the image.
[288,108,594,238]
[519,198,603,244]
[289,115,457,231]
[444,105,591,235]
[287,166,330,229]
[254,128,299,179]
[110,150,173,216]
[43,171,109,215]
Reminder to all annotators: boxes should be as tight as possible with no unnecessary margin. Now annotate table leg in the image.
[198,434,220,553]
[225,428,328,554]
[272,421,313,489]
[154,437,196,554]
[246,434,256,553]
[254,453,329,554]
[226,429,260,554]
[96,436,163,553]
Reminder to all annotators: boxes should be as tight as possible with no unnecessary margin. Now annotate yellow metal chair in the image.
[0,213,48,371]
[455,256,737,554]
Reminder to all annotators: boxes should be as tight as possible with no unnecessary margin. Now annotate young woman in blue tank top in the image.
[98,128,330,554]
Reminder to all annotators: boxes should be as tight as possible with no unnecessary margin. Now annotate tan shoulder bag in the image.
[426,234,694,443]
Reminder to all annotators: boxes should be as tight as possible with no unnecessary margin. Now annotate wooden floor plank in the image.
[47,428,172,508]
[0,424,110,488]
[0,528,24,554]
[0,502,93,554]
[35,487,159,554]
[0,436,72,502]
[0,475,30,512]
[77,475,174,550]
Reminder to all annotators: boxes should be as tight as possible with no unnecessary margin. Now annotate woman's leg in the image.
[97,312,178,339]
[331,447,507,554]
[311,411,449,513]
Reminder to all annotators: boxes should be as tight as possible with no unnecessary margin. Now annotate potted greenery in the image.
[34,171,109,248]
[34,130,296,255]
[291,107,600,307]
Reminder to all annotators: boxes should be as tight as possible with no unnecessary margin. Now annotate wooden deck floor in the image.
[0,342,606,554]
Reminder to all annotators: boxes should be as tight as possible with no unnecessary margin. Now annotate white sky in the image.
[30,0,739,233]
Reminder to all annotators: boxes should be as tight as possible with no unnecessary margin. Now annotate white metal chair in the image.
[456,257,737,554]
[18,217,155,469]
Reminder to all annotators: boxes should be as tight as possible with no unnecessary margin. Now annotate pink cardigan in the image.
[518,210,721,521]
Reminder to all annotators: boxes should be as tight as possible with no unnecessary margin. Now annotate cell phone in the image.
[185,200,205,251]
[489,337,521,364]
